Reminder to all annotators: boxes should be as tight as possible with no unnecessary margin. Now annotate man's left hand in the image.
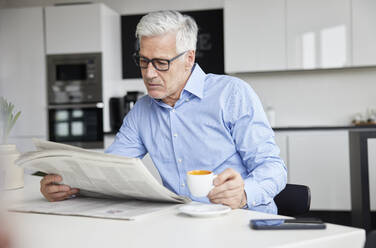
[207,168,247,209]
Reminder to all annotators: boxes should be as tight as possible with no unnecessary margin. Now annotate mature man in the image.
[40,10,287,213]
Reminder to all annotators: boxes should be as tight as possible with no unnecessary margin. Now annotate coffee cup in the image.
[186,170,217,197]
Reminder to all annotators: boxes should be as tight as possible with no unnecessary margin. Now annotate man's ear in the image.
[185,50,196,70]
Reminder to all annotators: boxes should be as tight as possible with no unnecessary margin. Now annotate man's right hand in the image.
[40,174,79,202]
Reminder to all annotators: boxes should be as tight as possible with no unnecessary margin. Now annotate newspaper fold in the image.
[16,139,191,204]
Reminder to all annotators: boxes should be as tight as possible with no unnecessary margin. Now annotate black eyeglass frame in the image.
[132,51,187,71]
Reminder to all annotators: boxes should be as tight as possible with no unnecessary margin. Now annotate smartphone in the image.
[250,218,326,230]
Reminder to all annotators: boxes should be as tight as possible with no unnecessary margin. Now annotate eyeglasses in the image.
[133,51,187,71]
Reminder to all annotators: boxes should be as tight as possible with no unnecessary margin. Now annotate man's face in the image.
[139,32,194,105]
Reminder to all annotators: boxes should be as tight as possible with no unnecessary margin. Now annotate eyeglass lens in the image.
[139,58,169,71]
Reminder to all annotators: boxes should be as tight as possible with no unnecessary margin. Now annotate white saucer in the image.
[178,203,231,217]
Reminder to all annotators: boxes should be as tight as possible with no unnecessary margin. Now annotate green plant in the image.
[0,97,21,144]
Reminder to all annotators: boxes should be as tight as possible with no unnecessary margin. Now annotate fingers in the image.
[209,190,247,209]
[40,174,62,187]
[40,174,79,202]
[48,192,71,201]
[213,168,237,186]
[209,168,244,198]
[208,180,240,198]
[208,168,246,209]
[210,196,240,209]
[209,188,240,200]
[45,184,71,194]
[48,189,79,202]
[208,183,243,208]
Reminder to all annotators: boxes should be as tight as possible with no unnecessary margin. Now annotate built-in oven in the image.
[47,53,104,148]
[48,103,103,149]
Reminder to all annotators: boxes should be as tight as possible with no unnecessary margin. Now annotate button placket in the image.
[169,107,186,194]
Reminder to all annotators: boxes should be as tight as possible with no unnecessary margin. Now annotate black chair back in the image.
[365,230,376,248]
[274,184,311,216]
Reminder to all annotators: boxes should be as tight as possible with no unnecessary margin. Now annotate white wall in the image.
[2,0,376,127]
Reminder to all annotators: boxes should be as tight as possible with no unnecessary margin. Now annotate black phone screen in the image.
[250,218,326,230]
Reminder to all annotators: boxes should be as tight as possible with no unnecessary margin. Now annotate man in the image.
[40,10,287,213]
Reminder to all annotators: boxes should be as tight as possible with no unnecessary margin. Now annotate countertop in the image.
[104,125,376,135]
[273,125,376,131]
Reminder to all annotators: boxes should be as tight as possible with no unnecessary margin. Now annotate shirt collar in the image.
[183,63,206,99]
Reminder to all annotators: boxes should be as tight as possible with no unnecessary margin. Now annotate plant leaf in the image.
[0,98,21,143]
[9,111,21,132]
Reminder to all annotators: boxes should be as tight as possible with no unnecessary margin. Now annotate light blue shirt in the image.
[106,64,287,214]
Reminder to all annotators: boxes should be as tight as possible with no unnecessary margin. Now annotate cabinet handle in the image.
[48,103,104,109]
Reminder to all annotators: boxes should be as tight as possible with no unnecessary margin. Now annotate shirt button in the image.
[178,158,182,163]
[252,201,257,206]
[173,133,178,137]
[185,99,189,102]
[171,109,176,113]
[181,183,185,187]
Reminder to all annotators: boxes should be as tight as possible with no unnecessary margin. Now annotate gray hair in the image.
[135,10,198,53]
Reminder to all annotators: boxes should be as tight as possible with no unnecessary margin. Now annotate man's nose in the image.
[144,62,158,78]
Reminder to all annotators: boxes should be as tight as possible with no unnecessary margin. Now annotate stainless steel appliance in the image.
[47,53,104,148]
[47,53,102,103]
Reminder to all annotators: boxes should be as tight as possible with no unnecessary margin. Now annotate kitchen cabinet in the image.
[274,133,289,175]
[224,0,286,73]
[224,0,357,72]
[0,7,47,140]
[287,130,351,210]
[45,4,102,54]
[352,0,376,66]
[368,139,376,210]
[276,129,376,211]
[45,3,122,133]
[286,0,352,69]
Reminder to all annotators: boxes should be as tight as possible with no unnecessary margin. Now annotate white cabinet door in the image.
[286,0,351,69]
[45,4,101,54]
[367,139,376,211]
[274,132,289,175]
[224,0,286,73]
[0,7,47,137]
[352,0,376,66]
[288,131,351,210]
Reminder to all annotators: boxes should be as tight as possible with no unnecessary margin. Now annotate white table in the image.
[2,175,366,248]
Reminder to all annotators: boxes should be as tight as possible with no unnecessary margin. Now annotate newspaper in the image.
[12,139,191,220]
[9,195,179,221]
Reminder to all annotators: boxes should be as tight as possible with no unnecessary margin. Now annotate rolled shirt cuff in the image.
[243,177,274,209]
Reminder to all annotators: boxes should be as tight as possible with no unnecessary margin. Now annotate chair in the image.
[364,230,376,248]
[274,184,311,216]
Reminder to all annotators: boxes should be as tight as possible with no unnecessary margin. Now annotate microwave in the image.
[47,53,102,104]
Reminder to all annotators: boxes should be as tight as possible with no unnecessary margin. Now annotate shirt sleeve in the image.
[224,79,287,213]
[105,102,147,159]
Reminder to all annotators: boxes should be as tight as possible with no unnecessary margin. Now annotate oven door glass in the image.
[49,107,103,146]
[56,64,87,81]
